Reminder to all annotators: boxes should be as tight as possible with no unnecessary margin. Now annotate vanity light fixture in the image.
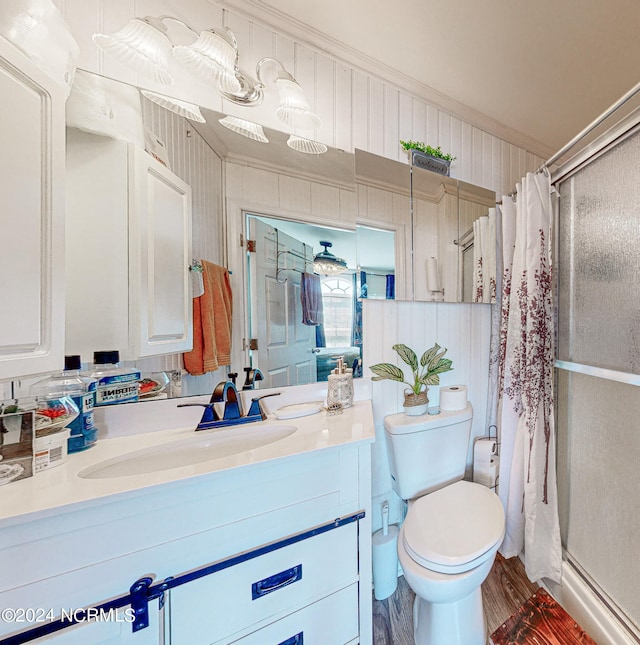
[140,90,206,123]
[218,116,269,143]
[287,135,328,155]
[313,241,348,276]
[93,17,321,131]
[93,17,175,85]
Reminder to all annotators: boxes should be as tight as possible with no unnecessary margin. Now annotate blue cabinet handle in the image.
[252,564,302,600]
[278,632,303,645]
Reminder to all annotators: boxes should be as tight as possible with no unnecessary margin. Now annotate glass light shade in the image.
[173,30,241,94]
[141,90,206,122]
[287,136,327,155]
[313,242,347,275]
[274,77,321,130]
[92,17,174,85]
[218,116,268,143]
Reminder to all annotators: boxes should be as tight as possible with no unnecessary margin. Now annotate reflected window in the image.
[320,276,353,348]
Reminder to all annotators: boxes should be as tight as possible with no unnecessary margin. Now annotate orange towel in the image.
[183,261,233,375]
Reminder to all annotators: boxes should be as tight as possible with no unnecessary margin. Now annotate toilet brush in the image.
[372,501,399,600]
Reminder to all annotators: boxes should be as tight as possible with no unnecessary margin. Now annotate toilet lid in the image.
[403,480,505,574]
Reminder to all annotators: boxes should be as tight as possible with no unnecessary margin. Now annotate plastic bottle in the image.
[31,354,97,457]
[87,350,141,407]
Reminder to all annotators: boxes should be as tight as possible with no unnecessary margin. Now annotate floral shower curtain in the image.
[495,171,562,583]
[473,208,497,303]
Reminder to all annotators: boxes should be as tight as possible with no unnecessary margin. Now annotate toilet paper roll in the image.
[474,455,500,489]
[474,437,497,466]
[426,257,441,292]
[439,385,468,411]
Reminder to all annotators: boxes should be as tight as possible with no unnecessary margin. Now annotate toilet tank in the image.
[384,404,473,500]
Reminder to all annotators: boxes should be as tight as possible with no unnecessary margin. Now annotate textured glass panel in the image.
[558,130,640,372]
[556,370,640,629]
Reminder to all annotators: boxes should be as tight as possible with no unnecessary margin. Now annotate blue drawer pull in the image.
[252,564,302,600]
[278,632,303,645]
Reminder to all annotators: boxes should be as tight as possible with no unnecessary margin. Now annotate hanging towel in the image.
[301,272,323,325]
[183,261,233,375]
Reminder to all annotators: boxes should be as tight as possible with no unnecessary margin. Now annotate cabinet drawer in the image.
[229,584,358,645]
[170,522,358,644]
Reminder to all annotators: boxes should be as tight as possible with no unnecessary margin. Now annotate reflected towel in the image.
[301,272,323,325]
[183,261,233,375]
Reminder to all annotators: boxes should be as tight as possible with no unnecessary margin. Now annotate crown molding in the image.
[212,0,555,160]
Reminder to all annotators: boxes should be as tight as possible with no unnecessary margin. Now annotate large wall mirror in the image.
[59,69,495,402]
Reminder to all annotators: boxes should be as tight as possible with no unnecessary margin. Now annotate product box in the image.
[0,400,35,485]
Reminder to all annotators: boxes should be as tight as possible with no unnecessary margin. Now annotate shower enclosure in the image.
[556,124,640,639]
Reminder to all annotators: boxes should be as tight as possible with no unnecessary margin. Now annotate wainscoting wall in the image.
[363,299,492,530]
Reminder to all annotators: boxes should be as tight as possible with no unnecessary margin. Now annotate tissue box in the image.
[0,400,35,485]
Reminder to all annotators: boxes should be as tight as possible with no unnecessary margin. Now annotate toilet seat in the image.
[403,480,505,574]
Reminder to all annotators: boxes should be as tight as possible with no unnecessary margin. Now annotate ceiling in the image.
[229,0,640,154]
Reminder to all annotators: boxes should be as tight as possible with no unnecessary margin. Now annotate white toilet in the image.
[384,403,505,645]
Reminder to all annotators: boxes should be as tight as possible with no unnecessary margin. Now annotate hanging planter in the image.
[400,140,456,177]
[369,343,453,417]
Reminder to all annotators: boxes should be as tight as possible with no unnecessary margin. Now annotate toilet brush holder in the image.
[372,502,399,600]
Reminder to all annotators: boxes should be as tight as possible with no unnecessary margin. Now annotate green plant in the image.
[400,140,456,162]
[369,343,453,395]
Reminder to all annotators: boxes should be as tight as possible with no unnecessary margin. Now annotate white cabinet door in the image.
[66,131,192,361]
[129,147,192,358]
[0,36,65,379]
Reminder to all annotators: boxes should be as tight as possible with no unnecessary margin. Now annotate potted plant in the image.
[369,343,453,415]
[400,140,456,176]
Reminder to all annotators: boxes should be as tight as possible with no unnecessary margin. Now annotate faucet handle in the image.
[247,392,281,420]
[177,402,221,423]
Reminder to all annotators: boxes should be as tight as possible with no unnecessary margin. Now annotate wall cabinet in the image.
[65,129,192,362]
[0,36,65,380]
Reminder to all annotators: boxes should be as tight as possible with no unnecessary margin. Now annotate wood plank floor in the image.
[372,553,540,644]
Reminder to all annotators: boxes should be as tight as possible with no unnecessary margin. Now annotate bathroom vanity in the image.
[0,396,374,644]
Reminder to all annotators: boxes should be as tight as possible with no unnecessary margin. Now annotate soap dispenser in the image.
[326,356,354,409]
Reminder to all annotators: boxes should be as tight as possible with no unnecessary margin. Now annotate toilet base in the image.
[413,587,486,645]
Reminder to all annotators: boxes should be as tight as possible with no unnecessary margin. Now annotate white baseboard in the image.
[543,559,640,645]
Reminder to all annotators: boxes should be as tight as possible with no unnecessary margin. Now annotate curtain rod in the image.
[537,78,640,173]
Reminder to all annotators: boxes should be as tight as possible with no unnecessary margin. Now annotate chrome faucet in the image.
[178,378,280,431]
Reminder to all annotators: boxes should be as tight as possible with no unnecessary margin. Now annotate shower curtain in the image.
[472,208,497,303]
[495,171,562,583]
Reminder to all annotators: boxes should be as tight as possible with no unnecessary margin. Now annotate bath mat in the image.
[491,588,596,644]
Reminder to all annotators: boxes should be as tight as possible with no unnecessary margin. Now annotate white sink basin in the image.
[78,424,296,479]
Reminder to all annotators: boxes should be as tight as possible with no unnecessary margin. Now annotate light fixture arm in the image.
[155,15,200,39]
[256,57,295,85]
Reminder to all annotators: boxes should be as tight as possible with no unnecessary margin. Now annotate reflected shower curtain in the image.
[496,171,562,583]
[473,209,497,303]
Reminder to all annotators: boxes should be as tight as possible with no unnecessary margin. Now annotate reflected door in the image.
[248,218,317,387]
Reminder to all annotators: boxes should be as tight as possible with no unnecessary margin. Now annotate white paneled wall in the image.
[54,0,545,196]
[363,300,492,528]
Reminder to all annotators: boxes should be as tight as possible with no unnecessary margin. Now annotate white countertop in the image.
[1,397,374,527]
